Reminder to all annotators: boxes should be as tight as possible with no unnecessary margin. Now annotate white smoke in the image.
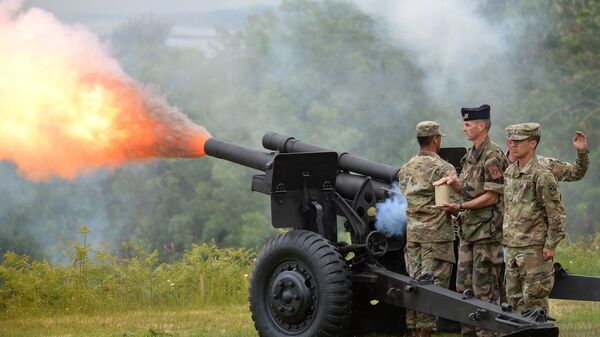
[374,182,407,237]
[347,0,517,107]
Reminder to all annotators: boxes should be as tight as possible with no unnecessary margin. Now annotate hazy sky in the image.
[25,0,281,16]
[23,0,281,47]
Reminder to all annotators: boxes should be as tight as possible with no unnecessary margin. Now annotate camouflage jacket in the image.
[459,136,509,243]
[398,151,457,243]
[503,156,566,249]
[508,151,589,182]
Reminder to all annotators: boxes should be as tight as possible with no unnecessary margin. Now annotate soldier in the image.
[434,104,508,337]
[398,121,456,337]
[503,123,566,312]
[506,130,589,182]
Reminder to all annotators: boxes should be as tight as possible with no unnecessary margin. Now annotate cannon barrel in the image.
[262,131,400,182]
[204,138,274,172]
[205,137,390,201]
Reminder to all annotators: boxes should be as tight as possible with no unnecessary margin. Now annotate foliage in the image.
[0,238,254,315]
[0,0,599,261]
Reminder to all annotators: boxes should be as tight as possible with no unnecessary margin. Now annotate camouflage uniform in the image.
[398,121,457,332]
[457,136,508,337]
[507,152,589,182]
[503,124,566,312]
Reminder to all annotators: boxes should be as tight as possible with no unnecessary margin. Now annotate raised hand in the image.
[573,131,588,152]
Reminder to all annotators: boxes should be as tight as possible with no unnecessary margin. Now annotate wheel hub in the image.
[267,262,318,333]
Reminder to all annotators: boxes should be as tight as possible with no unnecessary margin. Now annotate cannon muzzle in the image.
[204,138,274,172]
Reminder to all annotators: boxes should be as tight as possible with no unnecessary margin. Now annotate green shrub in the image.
[0,238,255,315]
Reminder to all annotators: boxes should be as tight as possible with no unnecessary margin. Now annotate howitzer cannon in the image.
[204,132,600,337]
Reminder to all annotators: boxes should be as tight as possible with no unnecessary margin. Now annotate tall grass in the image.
[0,230,255,316]
[555,232,600,276]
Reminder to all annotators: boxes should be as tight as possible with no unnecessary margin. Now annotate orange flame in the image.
[0,2,210,181]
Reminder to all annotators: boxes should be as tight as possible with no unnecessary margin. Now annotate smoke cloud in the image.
[0,0,210,181]
[374,182,407,237]
[348,0,517,110]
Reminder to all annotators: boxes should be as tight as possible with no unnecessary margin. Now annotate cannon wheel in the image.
[249,229,352,337]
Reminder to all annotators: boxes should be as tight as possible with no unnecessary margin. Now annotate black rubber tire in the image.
[249,230,353,337]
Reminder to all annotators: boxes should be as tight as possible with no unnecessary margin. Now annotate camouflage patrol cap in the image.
[416,121,446,137]
[505,123,541,140]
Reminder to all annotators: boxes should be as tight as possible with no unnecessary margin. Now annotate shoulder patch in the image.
[539,171,561,201]
[487,163,503,180]
[549,183,557,197]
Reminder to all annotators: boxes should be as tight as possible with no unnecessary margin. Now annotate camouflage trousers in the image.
[456,240,503,337]
[505,246,554,313]
[405,241,455,330]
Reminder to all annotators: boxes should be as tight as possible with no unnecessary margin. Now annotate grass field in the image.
[1,300,598,337]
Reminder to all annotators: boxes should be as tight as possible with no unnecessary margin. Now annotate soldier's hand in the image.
[543,247,555,260]
[573,131,588,152]
[433,176,457,186]
[431,202,459,214]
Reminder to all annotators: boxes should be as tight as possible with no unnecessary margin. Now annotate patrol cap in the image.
[461,104,490,121]
[505,123,541,140]
[416,121,446,137]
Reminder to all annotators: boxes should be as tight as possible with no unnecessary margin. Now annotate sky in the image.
[25,0,280,15]
[24,0,281,47]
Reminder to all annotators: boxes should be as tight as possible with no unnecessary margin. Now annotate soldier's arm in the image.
[440,162,458,185]
[462,153,507,209]
[433,175,462,194]
[552,130,590,182]
[438,155,505,211]
[537,171,566,250]
[482,154,506,193]
[397,168,408,194]
[433,154,465,193]
[572,149,590,180]
[462,191,499,209]
[430,164,462,212]
[548,150,589,182]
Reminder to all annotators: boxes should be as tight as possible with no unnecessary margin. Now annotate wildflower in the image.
[244,274,248,278]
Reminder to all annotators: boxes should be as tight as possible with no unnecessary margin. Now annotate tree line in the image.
[0,0,598,261]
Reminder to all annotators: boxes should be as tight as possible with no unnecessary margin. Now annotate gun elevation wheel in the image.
[250,229,353,337]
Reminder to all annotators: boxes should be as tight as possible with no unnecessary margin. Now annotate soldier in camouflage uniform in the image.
[398,121,457,337]
[503,123,566,313]
[434,105,508,337]
[506,130,589,182]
